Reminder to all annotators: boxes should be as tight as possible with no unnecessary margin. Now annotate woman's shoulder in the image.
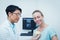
[46,25,54,30]
[47,25,57,38]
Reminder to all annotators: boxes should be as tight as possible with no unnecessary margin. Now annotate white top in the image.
[0,19,19,40]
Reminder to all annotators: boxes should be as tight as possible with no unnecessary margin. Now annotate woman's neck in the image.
[39,22,47,29]
[38,23,48,32]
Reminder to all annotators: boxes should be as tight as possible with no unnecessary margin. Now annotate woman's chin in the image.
[37,22,41,25]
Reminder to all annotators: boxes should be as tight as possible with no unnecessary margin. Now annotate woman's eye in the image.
[37,16,40,18]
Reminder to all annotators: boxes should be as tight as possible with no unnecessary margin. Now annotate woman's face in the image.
[33,12,44,25]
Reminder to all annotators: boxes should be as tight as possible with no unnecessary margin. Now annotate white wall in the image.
[0,0,60,40]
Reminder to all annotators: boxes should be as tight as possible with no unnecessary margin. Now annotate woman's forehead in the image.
[33,12,41,16]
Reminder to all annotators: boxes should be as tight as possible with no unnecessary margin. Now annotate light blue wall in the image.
[0,0,60,40]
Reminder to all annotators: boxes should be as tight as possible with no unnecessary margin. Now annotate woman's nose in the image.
[36,18,39,21]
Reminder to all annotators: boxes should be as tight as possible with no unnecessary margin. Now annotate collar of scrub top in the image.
[7,19,15,34]
[6,19,15,29]
[10,23,15,29]
[10,23,15,34]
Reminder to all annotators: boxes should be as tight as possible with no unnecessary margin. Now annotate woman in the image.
[31,10,58,40]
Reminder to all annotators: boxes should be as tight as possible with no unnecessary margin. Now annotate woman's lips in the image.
[36,20,41,24]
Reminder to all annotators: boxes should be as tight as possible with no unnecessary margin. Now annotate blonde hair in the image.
[32,10,44,17]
